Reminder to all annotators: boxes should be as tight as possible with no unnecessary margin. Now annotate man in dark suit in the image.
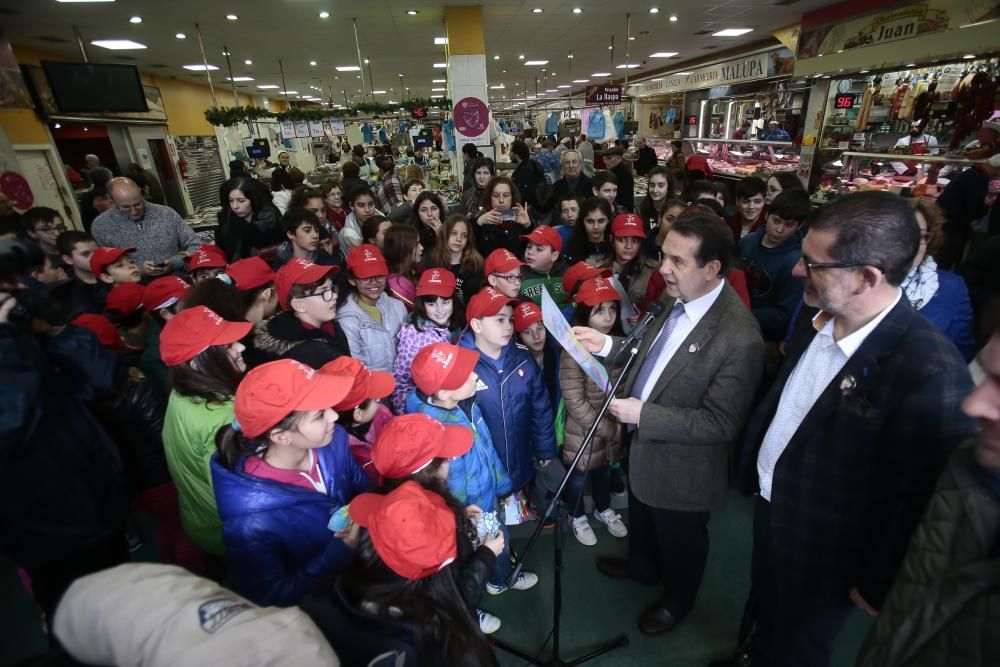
[551,150,593,202]
[574,211,764,635]
[735,191,977,667]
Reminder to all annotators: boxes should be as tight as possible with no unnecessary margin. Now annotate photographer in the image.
[0,240,129,624]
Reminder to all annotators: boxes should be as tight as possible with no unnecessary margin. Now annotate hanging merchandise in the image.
[361,122,375,144]
[664,107,677,125]
[603,109,615,141]
[587,110,606,142]
[378,126,389,143]
[397,120,409,134]
[613,110,625,139]
[499,118,510,134]
[535,112,548,135]
[442,119,456,152]
[545,112,560,135]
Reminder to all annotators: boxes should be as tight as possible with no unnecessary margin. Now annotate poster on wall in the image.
[0,33,32,109]
[452,97,490,144]
[308,120,325,138]
[293,120,310,138]
[280,121,296,139]
[328,117,345,135]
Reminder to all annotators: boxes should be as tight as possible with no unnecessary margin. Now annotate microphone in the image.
[610,301,665,365]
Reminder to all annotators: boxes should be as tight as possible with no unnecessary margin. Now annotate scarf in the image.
[901,255,939,310]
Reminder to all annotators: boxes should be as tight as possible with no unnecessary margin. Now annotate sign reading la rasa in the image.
[628,47,795,98]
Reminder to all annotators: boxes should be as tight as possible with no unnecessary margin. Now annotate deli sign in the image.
[628,48,794,97]
[585,85,623,105]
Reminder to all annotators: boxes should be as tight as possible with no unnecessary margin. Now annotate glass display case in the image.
[644,138,677,164]
[682,137,800,179]
[811,151,989,204]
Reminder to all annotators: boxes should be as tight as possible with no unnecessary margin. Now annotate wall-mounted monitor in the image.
[41,61,148,113]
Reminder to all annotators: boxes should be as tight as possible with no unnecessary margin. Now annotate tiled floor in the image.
[0,492,872,667]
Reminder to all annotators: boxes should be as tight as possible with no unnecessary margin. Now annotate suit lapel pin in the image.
[839,374,856,397]
[688,343,699,353]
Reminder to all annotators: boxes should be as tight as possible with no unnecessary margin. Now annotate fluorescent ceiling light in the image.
[430,94,443,98]
[432,79,446,83]
[524,60,549,66]
[176,33,186,39]
[226,76,254,82]
[336,65,360,72]
[669,14,678,22]
[309,60,317,66]
[433,63,448,68]
[675,71,693,75]
[649,7,659,14]
[434,37,448,45]
[372,90,386,94]
[278,91,299,95]
[244,59,253,65]
[573,7,582,14]
[616,64,640,69]
[527,95,536,99]
[432,87,446,91]
[650,52,678,58]
[592,72,611,76]
[226,14,238,20]
[490,84,505,89]
[257,84,279,89]
[91,39,146,50]
[183,64,219,70]
[573,79,590,83]
[129,16,142,24]
[319,11,329,18]
[557,84,570,88]
[388,100,398,104]
[406,10,418,15]
[546,89,557,92]
[532,8,543,13]
[712,28,753,37]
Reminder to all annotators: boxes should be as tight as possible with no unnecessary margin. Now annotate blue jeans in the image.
[564,465,612,518]
[487,520,513,586]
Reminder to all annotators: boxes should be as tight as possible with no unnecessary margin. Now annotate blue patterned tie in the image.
[629,301,686,403]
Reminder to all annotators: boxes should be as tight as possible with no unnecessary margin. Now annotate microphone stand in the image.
[492,338,644,666]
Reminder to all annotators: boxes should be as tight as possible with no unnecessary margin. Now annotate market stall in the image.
[682,137,801,181]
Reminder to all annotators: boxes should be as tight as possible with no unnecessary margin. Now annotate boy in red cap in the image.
[512,300,562,415]
[482,248,526,300]
[404,342,526,614]
[250,257,348,370]
[519,225,568,306]
[224,257,279,325]
[139,275,190,386]
[185,245,228,283]
[91,247,141,285]
[459,288,558,560]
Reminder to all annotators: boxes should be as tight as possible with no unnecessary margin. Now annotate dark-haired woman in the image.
[161,306,251,557]
[637,166,672,259]
[563,197,613,266]
[471,175,532,257]
[216,177,283,262]
[210,359,369,606]
[459,157,495,215]
[384,224,424,312]
[407,190,448,255]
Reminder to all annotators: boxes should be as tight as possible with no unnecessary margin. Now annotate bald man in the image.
[91,177,200,277]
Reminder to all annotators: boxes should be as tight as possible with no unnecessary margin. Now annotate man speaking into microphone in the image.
[574,211,763,636]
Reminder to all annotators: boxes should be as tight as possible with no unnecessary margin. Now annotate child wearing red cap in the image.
[561,277,628,546]
[403,345,528,621]
[335,244,407,372]
[321,356,395,484]
[459,288,558,536]
[512,300,563,417]
[138,276,190,386]
[611,212,660,320]
[185,244,228,283]
[519,225,569,306]
[91,247,142,285]
[161,306,252,557]
[251,257,349,370]
[211,359,369,606]
[482,247,527,300]
[391,268,463,413]
[104,282,147,355]
[383,224,424,312]
[222,257,279,324]
[426,214,484,303]
[300,481,500,666]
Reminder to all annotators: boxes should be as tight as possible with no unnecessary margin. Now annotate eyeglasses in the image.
[356,274,387,285]
[801,259,884,275]
[35,225,67,234]
[493,273,522,283]
[302,287,336,302]
[116,202,144,211]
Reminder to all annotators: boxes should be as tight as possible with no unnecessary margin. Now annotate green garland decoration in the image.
[204,98,452,127]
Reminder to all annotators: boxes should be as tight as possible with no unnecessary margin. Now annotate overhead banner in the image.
[585,85,623,105]
[629,48,795,98]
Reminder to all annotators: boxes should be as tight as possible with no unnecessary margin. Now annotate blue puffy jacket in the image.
[458,332,557,491]
[210,426,369,606]
[405,391,513,509]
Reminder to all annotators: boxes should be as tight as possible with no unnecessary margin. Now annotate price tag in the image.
[837,141,850,150]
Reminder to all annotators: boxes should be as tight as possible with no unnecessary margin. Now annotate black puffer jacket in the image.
[215,206,283,262]
[0,324,127,567]
[245,310,351,370]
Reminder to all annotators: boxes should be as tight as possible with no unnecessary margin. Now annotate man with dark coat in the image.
[735,192,977,667]
[551,150,593,202]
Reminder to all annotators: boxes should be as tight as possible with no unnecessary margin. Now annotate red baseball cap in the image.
[160,305,253,367]
[226,257,276,291]
[349,481,458,580]
[319,356,395,411]
[465,286,517,323]
[575,276,622,307]
[143,276,189,312]
[519,225,563,252]
[105,282,145,315]
[346,244,389,279]
[275,257,340,309]
[415,268,456,298]
[185,245,228,271]
[234,359,355,439]
[72,313,122,349]
[611,213,646,239]
[512,300,543,333]
[411,342,479,395]
[483,248,526,277]
[562,261,613,298]
[89,247,136,276]
[371,413,472,479]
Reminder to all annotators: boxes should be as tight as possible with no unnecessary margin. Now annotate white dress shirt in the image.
[756,289,902,501]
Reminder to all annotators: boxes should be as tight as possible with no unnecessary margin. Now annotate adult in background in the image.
[734,192,977,667]
[92,177,200,277]
[461,143,481,190]
[374,155,405,212]
[574,211,764,636]
[600,147,635,213]
[510,139,547,212]
[666,139,687,195]
[635,137,658,177]
[460,157,495,215]
[936,152,1000,269]
[577,134,595,176]
[126,163,165,205]
[552,150,593,202]
[216,177,283,262]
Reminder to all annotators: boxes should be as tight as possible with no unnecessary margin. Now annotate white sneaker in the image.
[486,571,539,595]
[477,608,501,634]
[571,515,597,546]
[594,508,628,538]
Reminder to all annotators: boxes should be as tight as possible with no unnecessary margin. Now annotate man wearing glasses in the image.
[733,191,978,667]
[92,177,200,278]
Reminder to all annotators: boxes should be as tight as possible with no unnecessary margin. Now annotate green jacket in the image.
[139,320,167,387]
[162,391,234,555]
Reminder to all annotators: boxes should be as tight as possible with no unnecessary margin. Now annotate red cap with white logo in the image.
[410,342,480,395]
[575,276,622,307]
[415,267,457,298]
[160,305,253,366]
[611,213,646,239]
[346,244,390,279]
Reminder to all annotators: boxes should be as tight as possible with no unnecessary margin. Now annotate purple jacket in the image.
[391,320,452,413]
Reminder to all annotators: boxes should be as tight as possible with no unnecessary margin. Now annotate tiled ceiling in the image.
[0,0,834,108]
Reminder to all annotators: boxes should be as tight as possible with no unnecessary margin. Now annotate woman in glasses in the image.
[470,175,532,258]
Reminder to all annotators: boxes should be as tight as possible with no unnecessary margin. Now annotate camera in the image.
[0,239,78,328]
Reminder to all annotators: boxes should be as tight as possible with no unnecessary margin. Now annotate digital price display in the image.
[834,94,857,109]
[410,106,428,119]
[685,115,698,126]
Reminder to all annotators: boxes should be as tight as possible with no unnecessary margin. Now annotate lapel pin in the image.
[839,374,856,396]
[688,343,699,353]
